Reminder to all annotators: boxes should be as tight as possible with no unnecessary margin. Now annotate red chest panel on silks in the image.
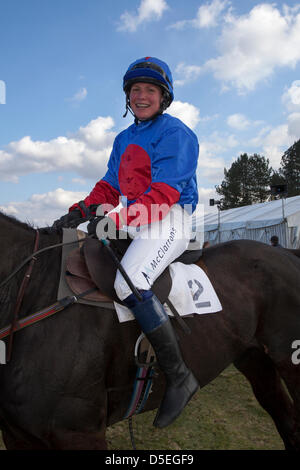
[118,144,152,200]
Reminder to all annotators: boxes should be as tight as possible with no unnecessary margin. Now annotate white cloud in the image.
[287,112,300,138]
[250,123,294,169]
[174,62,202,86]
[168,100,200,130]
[246,81,300,168]
[196,132,239,183]
[170,0,229,30]
[117,0,168,32]
[0,188,88,227]
[0,116,116,182]
[66,87,87,103]
[74,116,115,148]
[227,113,250,130]
[262,125,293,168]
[195,0,229,28]
[282,80,300,111]
[204,3,300,93]
[72,178,87,185]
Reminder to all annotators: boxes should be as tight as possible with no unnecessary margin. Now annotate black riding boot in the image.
[125,292,199,428]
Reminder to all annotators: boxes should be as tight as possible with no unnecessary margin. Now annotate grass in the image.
[0,365,285,450]
[106,365,284,450]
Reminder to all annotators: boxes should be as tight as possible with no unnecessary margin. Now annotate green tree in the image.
[216,153,272,210]
[248,153,272,203]
[279,139,300,197]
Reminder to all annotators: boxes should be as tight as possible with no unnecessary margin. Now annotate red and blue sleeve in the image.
[109,127,198,229]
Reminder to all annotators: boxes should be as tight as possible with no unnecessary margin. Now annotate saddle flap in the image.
[65,245,112,303]
[66,273,111,302]
[83,237,172,304]
[66,247,90,279]
[84,238,120,302]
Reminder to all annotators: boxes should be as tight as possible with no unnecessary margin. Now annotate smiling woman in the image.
[52,56,200,430]
[129,83,163,121]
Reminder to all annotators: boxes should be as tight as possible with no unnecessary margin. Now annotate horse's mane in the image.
[0,210,36,232]
[0,210,61,238]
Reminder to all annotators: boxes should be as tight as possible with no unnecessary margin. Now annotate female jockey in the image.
[53,57,199,428]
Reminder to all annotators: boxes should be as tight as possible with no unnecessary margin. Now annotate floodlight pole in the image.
[209,199,221,244]
[217,204,221,243]
[270,184,287,222]
[281,195,288,247]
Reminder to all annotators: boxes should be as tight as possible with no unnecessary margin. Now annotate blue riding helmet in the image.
[123,57,174,108]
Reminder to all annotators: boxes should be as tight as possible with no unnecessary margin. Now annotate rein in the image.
[6,230,40,362]
[0,229,91,362]
[0,236,88,290]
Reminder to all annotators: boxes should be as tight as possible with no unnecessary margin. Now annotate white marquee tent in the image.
[200,195,300,248]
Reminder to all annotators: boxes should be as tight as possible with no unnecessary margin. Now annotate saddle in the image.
[65,236,203,306]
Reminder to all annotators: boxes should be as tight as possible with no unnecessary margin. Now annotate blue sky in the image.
[1,0,300,226]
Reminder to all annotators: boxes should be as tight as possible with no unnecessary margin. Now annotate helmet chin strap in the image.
[123,96,135,118]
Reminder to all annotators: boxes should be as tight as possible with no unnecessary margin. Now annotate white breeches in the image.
[114,204,191,301]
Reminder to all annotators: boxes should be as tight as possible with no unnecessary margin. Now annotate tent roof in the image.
[203,195,300,231]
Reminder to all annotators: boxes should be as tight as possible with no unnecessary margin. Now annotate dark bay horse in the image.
[0,210,300,450]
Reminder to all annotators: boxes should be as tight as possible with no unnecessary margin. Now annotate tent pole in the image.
[218,205,221,244]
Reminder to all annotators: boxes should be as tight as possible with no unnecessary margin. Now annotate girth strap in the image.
[0,288,97,343]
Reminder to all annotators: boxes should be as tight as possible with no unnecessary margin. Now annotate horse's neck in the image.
[0,216,61,326]
[0,217,35,261]
[0,216,61,276]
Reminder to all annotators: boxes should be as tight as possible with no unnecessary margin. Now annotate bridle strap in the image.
[6,230,40,362]
[0,238,85,290]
